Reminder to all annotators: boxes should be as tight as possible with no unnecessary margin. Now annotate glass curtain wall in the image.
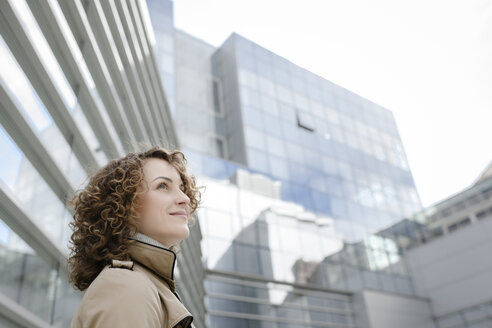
[0,0,182,326]
[179,31,426,322]
[184,150,421,327]
[147,2,427,326]
[228,34,420,231]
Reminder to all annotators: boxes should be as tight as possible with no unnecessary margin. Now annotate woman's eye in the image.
[157,183,168,190]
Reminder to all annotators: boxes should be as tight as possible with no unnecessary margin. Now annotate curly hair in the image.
[68,146,201,291]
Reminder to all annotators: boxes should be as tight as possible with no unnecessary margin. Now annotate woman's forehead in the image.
[143,158,182,183]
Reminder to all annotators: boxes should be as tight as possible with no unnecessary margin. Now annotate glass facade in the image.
[0,218,80,326]
[206,275,354,328]
[0,0,204,327]
[173,29,423,321]
[2,0,489,326]
[184,149,423,326]
[147,0,177,116]
[172,30,229,159]
[146,3,428,325]
[435,300,492,328]
[226,34,420,228]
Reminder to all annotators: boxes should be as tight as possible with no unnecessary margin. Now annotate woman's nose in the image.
[176,189,190,205]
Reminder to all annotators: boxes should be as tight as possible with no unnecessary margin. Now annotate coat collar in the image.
[127,238,177,292]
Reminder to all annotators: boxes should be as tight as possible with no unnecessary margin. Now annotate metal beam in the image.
[0,78,74,205]
[0,292,50,328]
[0,184,67,268]
[135,0,179,147]
[24,0,120,160]
[125,0,167,140]
[56,0,136,151]
[112,0,162,143]
[83,0,150,143]
[99,0,161,144]
[206,268,353,297]
[0,0,99,172]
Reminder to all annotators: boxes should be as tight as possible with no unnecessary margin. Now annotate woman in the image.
[69,146,200,328]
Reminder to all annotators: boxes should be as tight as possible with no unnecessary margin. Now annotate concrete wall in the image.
[406,217,492,316]
[175,30,228,157]
[353,289,435,328]
[212,35,247,165]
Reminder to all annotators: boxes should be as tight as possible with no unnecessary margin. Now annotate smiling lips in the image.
[170,210,187,218]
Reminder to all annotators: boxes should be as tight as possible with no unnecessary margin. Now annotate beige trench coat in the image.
[71,240,194,328]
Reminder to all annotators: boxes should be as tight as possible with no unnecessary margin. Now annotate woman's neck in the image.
[130,232,169,249]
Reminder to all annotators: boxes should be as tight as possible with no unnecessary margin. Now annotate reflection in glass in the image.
[235,243,260,275]
[256,60,274,80]
[206,275,355,328]
[199,161,423,322]
[12,0,76,109]
[266,135,286,158]
[244,127,267,151]
[247,148,270,174]
[238,68,258,90]
[0,219,54,322]
[269,156,289,180]
[257,76,275,98]
[0,38,86,188]
[205,237,235,271]
[0,126,69,246]
[0,127,23,190]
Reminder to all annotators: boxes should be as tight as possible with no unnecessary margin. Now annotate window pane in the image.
[247,148,270,174]
[269,156,289,180]
[12,0,76,108]
[297,110,315,132]
[205,238,234,271]
[258,76,275,98]
[234,243,260,275]
[242,106,264,130]
[0,125,69,246]
[260,94,279,117]
[0,38,86,188]
[205,209,232,239]
[244,127,267,151]
[266,135,285,158]
[0,218,55,322]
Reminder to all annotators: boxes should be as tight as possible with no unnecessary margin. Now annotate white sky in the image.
[173,0,492,207]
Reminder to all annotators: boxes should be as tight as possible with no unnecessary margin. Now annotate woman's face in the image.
[136,158,191,248]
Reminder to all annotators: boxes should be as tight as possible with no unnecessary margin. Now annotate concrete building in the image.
[421,162,492,237]
[404,163,492,328]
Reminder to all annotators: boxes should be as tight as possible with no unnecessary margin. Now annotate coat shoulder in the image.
[91,265,155,291]
[89,265,156,298]
[71,266,164,328]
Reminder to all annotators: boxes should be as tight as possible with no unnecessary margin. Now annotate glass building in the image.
[1,0,491,326]
[146,1,492,328]
[145,1,429,326]
[0,0,204,327]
